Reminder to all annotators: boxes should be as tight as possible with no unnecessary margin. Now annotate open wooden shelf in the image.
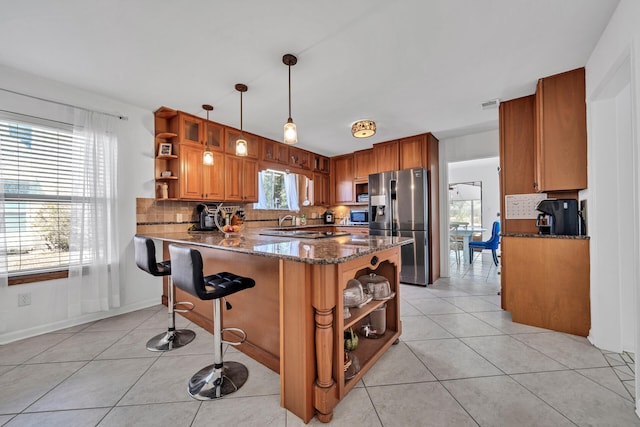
[154,107,177,119]
[156,132,178,139]
[156,154,178,160]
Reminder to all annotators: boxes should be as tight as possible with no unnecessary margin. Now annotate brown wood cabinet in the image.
[225,128,260,158]
[373,140,399,173]
[289,146,311,170]
[399,134,426,170]
[224,155,258,202]
[534,68,587,192]
[313,172,330,206]
[499,95,538,235]
[262,138,289,164]
[331,154,355,204]
[174,111,205,145]
[502,236,590,336]
[313,154,330,173]
[178,144,205,199]
[202,151,225,200]
[204,120,225,152]
[353,149,374,182]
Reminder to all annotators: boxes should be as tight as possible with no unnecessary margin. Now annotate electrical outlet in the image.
[176,213,183,223]
[18,293,31,307]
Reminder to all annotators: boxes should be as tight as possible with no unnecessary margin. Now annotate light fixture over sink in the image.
[283,53,298,145]
[202,104,214,165]
[235,83,248,157]
[351,120,376,138]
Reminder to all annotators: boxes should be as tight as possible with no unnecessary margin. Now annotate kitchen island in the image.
[137,229,412,423]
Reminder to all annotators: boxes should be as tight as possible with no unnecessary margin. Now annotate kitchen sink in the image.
[259,230,350,239]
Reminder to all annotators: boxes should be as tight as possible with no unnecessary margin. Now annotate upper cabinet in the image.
[313,154,330,174]
[331,154,354,204]
[534,68,587,192]
[224,128,260,158]
[174,112,204,145]
[204,120,225,152]
[399,135,425,170]
[353,149,374,182]
[289,147,311,170]
[262,138,289,164]
[373,140,399,173]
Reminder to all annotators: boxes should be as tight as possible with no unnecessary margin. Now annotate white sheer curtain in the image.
[285,173,299,212]
[67,110,120,316]
[254,170,268,209]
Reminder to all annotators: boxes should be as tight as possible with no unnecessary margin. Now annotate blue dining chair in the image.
[469,221,500,266]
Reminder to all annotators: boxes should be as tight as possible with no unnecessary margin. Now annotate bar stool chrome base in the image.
[188,361,249,400]
[146,329,196,352]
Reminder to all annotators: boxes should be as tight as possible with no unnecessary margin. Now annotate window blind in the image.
[1,116,83,275]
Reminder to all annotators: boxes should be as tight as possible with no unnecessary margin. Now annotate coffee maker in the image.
[323,210,335,224]
[535,199,582,235]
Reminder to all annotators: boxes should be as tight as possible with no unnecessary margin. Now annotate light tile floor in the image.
[0,252,638,426]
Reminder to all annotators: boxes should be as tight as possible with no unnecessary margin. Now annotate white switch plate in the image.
[176,213,183,223]
[18,293,31,306]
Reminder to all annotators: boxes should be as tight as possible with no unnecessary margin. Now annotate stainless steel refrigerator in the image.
[369,168,429,286]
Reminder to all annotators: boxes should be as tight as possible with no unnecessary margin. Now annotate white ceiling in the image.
[0,0,619,156]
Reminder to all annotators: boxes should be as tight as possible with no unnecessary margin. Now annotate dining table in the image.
[449,226,487,264]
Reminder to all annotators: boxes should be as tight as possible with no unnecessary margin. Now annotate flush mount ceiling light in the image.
[235,83,248,157]
[283,53,298,145]
[351,120,376,138]
[202,104,214,165]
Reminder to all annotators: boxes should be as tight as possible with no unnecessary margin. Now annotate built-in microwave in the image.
[349,210,368,224]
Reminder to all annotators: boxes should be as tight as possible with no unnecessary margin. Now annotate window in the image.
[1,115,81,277]
[449,181,482,227]
[254,169,300,211]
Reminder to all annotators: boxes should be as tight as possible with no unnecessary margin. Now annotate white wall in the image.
[585,0,640,414]
[0,64,161,343]
[438,129,499,276]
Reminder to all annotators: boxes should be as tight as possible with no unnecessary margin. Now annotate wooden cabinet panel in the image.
[502,237,590,336]
[262,139,289,164]
[354,149,374,182]
[242,158,258,202]
[179,144,204,199]
[373,141,399,173]
[225,128,260,158]
[204,120,225,152]
[289,147,311,170]
[399,135,426,170]
[499,95,537,234]
[224,155,243,201]
[331,154,355,204]
[313,154,330,173]
[313,172,330,206]
[202,151,225,200]
[534,68,587,192]
[175,112,204,145]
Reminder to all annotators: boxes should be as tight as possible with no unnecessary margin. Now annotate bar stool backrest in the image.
[135,236,168,276]
[169,244,207,300]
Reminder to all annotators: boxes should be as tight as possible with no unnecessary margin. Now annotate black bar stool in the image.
[168,244,255,400]
[134,236,196,351]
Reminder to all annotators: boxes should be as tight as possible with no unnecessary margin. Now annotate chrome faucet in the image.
[279,215,294,227]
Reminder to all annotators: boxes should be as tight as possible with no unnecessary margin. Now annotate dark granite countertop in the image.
[137,229,413,265]
[501,233,590,240]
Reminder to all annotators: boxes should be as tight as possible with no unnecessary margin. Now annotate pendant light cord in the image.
[240,90,243,135]
[288,64,292,120]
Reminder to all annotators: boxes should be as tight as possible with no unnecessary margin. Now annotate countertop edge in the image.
[501,233,590,240]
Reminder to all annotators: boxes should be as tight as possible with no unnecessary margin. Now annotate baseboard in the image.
[0,298,160,345]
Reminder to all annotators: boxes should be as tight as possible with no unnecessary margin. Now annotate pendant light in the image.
[202,104,214,165]
[283,53,298,145]
[235,83,248,157]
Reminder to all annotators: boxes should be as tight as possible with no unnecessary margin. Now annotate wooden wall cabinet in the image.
[288,147,310,170]
[204,120,225,152]
[224,155,258,202]
[331,154,355,204]
[178,143,205,199]
[174,112,205,145]
[225,128,260,158]
[534,68,587,192]
[399,134,426,170]
[354,149,374,182]
[313,172,330,206]
[202,151,225,200]
[262,138,289,164]
[313,154,330,173]
[502,236,590,336]
[373,140,399,173]
[499,95,538,235]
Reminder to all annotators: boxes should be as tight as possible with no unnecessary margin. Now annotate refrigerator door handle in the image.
[390,179,397,233]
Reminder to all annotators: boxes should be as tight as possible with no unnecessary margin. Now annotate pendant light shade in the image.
[235,83,248,157]
[283,54,298,145]
[202,104,214,165]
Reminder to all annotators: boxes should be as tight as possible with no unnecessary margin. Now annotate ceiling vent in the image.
[481,98,500,110]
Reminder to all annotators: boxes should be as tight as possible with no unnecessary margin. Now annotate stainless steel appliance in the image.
[536,199,583,235]
[349,210,368,225]
[197,203,218,230]
[369,168,429,286]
